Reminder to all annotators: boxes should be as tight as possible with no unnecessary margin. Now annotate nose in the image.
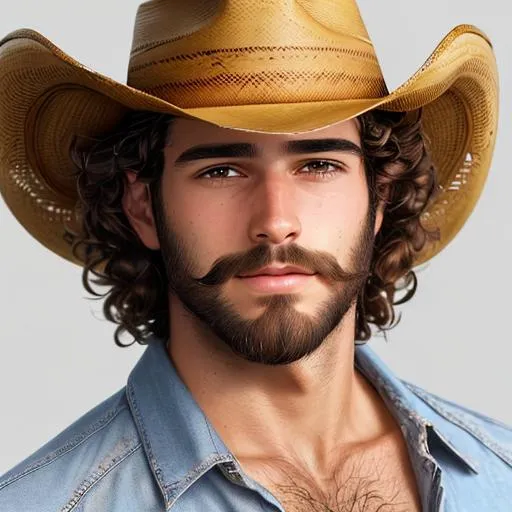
[247,173,302,245]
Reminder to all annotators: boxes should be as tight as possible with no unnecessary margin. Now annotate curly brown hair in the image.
[68,109,439,347]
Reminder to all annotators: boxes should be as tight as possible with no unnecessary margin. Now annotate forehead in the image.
[167,117,361,149]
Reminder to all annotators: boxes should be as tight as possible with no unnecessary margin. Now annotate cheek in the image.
[163,179,238,261]
[304,177,369,250]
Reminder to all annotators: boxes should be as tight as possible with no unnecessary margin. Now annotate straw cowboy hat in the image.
[0,0,498,266]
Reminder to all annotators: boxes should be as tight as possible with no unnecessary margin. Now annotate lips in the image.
[236,269,316,293]
[238,265,315,278]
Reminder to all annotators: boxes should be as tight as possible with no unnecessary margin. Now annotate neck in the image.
[167,296,397,475]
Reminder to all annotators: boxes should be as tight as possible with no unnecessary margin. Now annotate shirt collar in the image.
[126,336,236,509]
[127,336,479,509]
[354,342,479,473]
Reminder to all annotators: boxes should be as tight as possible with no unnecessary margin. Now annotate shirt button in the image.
[220,461,244,484]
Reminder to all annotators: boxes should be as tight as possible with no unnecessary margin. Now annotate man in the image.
[0,0,510,510]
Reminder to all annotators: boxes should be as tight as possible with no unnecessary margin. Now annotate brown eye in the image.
[199,166,242,179]
[300,160,346,179]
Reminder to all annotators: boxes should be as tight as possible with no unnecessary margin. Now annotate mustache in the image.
[195,243,368,286]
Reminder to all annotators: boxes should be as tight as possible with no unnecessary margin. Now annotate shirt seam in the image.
[126,380,169,503]
[59,442,143,512]
[0,400,129,490]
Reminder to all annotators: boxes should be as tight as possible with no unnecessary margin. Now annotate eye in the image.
[300,160,346,179]
[198,166,243,180]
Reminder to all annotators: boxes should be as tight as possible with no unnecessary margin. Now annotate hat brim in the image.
[0,25,498,266]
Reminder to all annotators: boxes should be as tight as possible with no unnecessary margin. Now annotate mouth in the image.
[236,272,317,293]
[238,265,315,278]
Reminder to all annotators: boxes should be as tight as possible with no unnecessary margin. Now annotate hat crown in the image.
[131,0,372,54]
[127,0,388,108]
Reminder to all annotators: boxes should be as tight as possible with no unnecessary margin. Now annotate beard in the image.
[153,199,375,366]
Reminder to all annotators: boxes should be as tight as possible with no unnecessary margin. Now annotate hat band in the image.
[128,45,389,107]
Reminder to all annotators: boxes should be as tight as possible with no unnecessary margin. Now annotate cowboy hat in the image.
[0,0,498,266]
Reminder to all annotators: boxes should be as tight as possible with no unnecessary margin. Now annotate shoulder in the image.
[0,388,149,512]
[403,380,512,467]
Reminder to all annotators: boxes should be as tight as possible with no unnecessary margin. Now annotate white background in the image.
[1,0,511,474]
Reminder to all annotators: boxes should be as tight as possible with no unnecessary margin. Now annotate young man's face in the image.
[149,116,382,365]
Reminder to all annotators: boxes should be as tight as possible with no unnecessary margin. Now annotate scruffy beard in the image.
[153,201,375,366]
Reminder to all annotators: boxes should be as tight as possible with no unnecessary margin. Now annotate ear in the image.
[374,201,385,236]
[122,170,160,250]
[372,179,392,236]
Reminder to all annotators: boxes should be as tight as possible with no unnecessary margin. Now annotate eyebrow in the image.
[173,138,363,166]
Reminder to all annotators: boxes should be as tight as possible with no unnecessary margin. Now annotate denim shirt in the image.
[1,336,511,511]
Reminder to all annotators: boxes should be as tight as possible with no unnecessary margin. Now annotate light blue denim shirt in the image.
[1,336,511,511]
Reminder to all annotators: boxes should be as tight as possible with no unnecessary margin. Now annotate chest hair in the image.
[241,439,421,512]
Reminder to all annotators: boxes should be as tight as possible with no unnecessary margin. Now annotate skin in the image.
[122,116,419,507]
